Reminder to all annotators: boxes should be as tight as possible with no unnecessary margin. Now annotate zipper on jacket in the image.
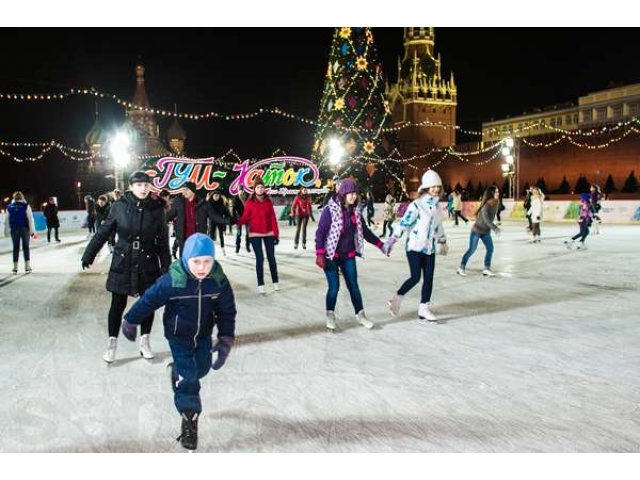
[173,314,179,335]
[193,282,202,348]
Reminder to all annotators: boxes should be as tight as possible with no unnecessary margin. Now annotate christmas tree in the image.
[311,27,401,200]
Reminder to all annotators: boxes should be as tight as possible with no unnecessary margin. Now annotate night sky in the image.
[1,28,639,207]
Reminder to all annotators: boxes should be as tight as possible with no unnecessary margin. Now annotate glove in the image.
[81,260,91,270]
[274,237,279,246]
[381,236,397,256]
[438,243,449,256]
[212,336,234,370]
[121,320,137,342]
[536,216,540,221]
[494,227,501,237]
[315,255,326,270]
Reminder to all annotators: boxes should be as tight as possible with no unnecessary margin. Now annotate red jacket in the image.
[237,196,279,239]
[291,195,312,217]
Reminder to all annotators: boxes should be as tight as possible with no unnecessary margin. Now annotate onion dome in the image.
[85,115,107,154]
[167,117,187,141]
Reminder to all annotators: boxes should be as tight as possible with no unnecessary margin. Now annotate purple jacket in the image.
[315,198,382,259]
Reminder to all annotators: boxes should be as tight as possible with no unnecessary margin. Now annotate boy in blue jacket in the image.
[122,233,237,451]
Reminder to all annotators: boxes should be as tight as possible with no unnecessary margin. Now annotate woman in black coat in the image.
[207,190,230,254]
[43,197,61,242]
[81,171,171,363]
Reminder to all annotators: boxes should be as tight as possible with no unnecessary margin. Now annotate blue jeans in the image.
[324,257,364,314]
[249,236,279,286]
[168,337,212,414]
[11,227,30,263]
[461,231,494,269]
[397,251,436,303]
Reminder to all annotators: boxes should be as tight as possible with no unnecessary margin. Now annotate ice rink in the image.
[0,220,638,452]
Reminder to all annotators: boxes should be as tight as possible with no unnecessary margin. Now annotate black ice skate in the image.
[177,411,199,451]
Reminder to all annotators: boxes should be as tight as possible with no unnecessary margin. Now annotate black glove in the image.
[81,260,91,270]
[274,237,279,246]
[212,336,234,370]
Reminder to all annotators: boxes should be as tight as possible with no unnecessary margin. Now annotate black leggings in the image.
[454,210,468,225]
[249,236,278,286]
[397,251,436,304]
[382,220,394,237]
[108,293,153,338]
[47,226,60,242]
[211,223,225,248]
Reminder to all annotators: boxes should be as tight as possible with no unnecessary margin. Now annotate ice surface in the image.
[0,221,638,452]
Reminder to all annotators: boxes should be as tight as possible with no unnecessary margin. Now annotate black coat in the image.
[208,198,230,225]
[43,204,60,228]
[231,196,245,222]
[95,203,110,225]
[82,191,171,296]
[167,195,227,248]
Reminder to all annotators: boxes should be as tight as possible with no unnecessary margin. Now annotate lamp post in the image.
[501,137,517,199]
[109,130,132,191]
[76,181,82,209]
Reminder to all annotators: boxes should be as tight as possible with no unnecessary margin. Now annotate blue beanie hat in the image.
[338,178,358,197]
[181,233,215,270]
[580,193,591,202]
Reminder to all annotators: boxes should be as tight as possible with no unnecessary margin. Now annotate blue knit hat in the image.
[580,193,591,202]
[181,233,215,271]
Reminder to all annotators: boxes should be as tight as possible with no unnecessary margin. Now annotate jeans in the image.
[250,236,279,285]
[397,251,436,304]
[11,227,30,263]
[461,231,494,269]
[294,216,309,246]
[108,293,153,338]
[572,221,590,242]
[168,336,212,414]
[47,226,60,242]
[324,257,363,314]
[454,210,468,225]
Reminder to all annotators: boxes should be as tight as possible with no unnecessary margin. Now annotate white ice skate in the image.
[356,310,374,329]
[576,242,587,250]
[12,262,18,274]
[418,303,438,324]
[257,285,266,295]
[387,294,404,317]
[326,311,337,331]
[456,267,467,277]
[482,269,496,277]
[564,240,575,250]
[103,337,117,363]
[273,283,280,292]
[139,334,155,359]
[25,261,32,273]
[221,247,226,256]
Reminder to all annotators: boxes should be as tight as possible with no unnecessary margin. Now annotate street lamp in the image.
[328,137,345,166]
[501,137,517,199]
[109,130,132,191]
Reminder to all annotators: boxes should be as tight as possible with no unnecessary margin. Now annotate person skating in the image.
[237,177,280,294]
[231,191,251,254]
[43,196,61,243]
[167,182,227,258]
[292,187,313,249]
[589,184,603,235]
[381,194,396,238]
[457,186,501,277]
[451,190,468,226]
[565,193,593,250]
[95,195,113,253]
[85,195,97,238]
[523,188,533,232]
[81,171,171,363]
[207,189,230,256]
[365,191,375,227]
[383,170,448,323]
[4,191,35,274]
[527,187,544,243]
[121,233,236,451]
[315,178,387,331]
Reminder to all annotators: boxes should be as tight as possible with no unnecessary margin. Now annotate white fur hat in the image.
[419,170,443,190]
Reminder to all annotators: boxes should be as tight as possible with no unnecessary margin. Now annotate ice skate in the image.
[302,243,307,250]
[12,262,18,274]
[257,285,266,295]
[139,334,154,359]
[564,240,575,250]
[482,268,496,277]
[576,242,587,250]
[25,261,32,273]
[418,303,438,324]
[326,311,337,331]
[221,247,226,256]
[294,244,299,250]
[177,411,199,451]
[387,294,404,317]
[273,282,280,292]
[356,310,374,329]
[103,337,117,363]
[456,267,467,277]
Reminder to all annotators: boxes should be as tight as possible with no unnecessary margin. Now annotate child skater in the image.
[315,178,388,331]
[565,193,593,250]
[383,170,448,323]
[121,233,237,451]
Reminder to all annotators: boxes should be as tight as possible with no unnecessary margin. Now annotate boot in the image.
[418,303,438,323]
[139,334,154,359]
[177,411,199,451]
[356,310,374,329]
[12,262,18,274]
[387,294,404,317]
[103,337,117,363]
[326,311,337,331]
[25,261,32,273]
